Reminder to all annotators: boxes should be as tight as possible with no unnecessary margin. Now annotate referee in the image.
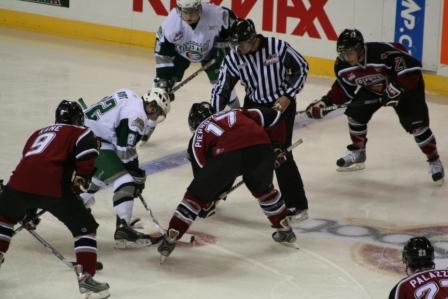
[210,18,309,222]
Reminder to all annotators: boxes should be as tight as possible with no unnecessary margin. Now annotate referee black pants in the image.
[244,98,308,210]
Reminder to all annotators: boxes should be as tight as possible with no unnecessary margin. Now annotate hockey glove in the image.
[154,78,176,102]
[198,201,218,218]
[129,168,146,197]
[274,147,287,169]
[72,174,90,194]
[22,208,41,230]
[305,96,332,119]
[381,82,402,107]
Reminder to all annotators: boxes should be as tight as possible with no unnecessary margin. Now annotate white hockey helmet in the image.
[176,0,202,11]
[142,87,171,123]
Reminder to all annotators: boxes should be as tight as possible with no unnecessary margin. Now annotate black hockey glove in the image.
[22,208,41,231]
[198,201,218,218]
[274,147,287,169]
[72,174,90,194]
[381,82,403,107]
[129,168,146,197]
[154,78,176,102]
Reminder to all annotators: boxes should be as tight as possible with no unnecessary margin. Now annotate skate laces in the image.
[428,159,444,175]
[344,149,364,163]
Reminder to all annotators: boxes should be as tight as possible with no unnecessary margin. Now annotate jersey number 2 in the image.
[415,280,448,298]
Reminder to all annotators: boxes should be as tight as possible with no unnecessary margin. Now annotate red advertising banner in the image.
[441,0,448,64]
[133,0,337,40]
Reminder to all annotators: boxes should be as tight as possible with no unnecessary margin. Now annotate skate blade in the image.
[433,178,445,186]
[336,162,365,172]
[114,239,153,249]
[84,290,110,299]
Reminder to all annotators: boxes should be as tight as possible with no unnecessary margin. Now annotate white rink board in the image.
[0,0,444,71]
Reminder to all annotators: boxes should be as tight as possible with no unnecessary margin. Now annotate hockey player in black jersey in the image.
[306,29,444,185]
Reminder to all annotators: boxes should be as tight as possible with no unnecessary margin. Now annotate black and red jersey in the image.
[8,124,98,198]
[189,107,283,168]
[389,269,448,299]
[327,42,423,105]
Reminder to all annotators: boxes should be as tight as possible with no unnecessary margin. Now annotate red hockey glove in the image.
[305,96,331,119]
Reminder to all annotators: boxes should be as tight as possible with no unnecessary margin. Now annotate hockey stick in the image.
[25,227,104,270]
[14,209,104,270]
[296,97,382,116]
[171,58,217,92]
[218,138,304,199]
[137,194,195,243]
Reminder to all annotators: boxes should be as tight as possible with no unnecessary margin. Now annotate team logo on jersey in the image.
[186,51,203,61]
[264,54,279,66]
[355,74,385,86]
[173,31,183,42]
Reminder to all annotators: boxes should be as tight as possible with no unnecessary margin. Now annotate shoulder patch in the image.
[131,117,145,133]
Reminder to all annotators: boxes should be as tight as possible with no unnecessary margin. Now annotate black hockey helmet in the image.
[402,236,435,271]
[55,100,84,126]
[188,101,213,132]
[230,18,256,45]
[336,29,364,56]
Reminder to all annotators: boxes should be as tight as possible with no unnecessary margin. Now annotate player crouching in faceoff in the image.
[388,236,448,298]
[0,100,109,298]
[158,102,296,262]
[79,88,170,248]
[305,29,444,185]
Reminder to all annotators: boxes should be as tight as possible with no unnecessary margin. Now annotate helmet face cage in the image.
[229,19,256,49]
[336,29,364,60]
[402,237,435,271]
[143,88,171,123]
[188,102,213,132]
[55,100,84,126]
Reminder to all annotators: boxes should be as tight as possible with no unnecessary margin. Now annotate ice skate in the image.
[74,265,110,299]
[272,217,296,243]
[428,158,445,186]
[114,218,162,249]
[158,228,179,264]
[287,207,309,223]
[336,145,366,172]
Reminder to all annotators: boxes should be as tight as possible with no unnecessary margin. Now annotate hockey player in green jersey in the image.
[80,88,171,248]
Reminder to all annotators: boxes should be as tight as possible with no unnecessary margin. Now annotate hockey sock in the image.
[412,127,439,159]
[0,216,14,253]
[169,192,206,239]
[113,197,134,224]
[348,118,367,149]
[252,185,287,229]
[74,233,97,276]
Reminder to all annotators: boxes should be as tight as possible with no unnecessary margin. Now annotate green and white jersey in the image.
[84,88,148,164]
[155,3,234,65]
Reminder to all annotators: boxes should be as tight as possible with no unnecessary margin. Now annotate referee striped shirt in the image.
[211,35,308,112]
